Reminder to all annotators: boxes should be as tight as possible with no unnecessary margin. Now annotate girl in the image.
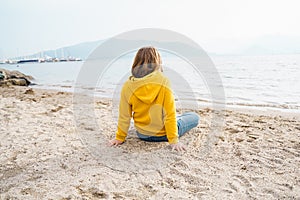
[109,47,199,151]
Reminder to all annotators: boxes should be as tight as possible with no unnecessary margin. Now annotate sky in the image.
[1,0,300,58]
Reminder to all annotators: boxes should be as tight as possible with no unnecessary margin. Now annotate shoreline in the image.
[1,61,300,114]
[1,86,299,199]
[29,85,300,118]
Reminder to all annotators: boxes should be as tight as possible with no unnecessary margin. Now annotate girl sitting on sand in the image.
[109,47,199,151]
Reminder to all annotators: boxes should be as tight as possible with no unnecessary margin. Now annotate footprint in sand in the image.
[246,132,259,140]
[224,174,253,197]
[50,105,64,112]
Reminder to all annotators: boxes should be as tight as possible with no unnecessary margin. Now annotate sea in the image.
[1,54,300,113]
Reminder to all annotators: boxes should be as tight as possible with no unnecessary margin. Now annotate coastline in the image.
[1,54,300,114]
[30,83,300,116]
[1,86,299,199]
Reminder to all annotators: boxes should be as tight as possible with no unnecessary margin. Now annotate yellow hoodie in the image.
[115,70,178,144]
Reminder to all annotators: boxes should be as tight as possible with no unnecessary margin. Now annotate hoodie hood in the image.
[125,71,167,104]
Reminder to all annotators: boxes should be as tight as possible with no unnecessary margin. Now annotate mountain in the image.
[240,35,300,55]
[14,35,300,60]
[23,40,104,60]
[24,38,209,60]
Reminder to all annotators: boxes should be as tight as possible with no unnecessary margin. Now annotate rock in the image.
[0,79,27,86]
[11,78,28,86]
[24,88,34,95]
[0,79,13,86]
[6,69,33,80]
[51,105,64,112]
[247,133,259,139]
[0,71,5,80]
[241,165,247,170]
[235,137,244,142]
[0,68,34,86]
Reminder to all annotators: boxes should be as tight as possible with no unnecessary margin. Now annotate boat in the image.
[39,58,46,63]
[59,57,67,62]
[18,58,39,64]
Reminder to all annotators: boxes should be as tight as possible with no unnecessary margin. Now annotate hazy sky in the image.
[1,0,300,57]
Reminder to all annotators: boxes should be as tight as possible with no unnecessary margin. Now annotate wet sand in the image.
[0,86,299,199]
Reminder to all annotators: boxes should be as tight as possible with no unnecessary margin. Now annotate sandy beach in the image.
[0,86,299,199]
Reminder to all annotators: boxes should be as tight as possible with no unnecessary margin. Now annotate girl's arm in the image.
[163,79,179,144]
[114,84,132,143]
[163,85,186,151]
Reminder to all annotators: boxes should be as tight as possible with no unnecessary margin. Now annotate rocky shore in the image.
[0,68,33,86]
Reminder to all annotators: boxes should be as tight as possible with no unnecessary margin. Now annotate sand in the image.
[0,86,299,199]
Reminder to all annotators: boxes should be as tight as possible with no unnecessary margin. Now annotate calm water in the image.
[1,54,300,112]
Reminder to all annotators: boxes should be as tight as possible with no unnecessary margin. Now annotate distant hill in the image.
[14,35,300,60]
[22,39,210,60]
[240,35,300,55]
[22,40,104,60]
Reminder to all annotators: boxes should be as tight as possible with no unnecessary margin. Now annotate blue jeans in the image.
[137,112,199,142]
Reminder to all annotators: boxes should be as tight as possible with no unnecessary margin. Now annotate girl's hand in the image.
[170,142,186,152]
[109,139,123,146]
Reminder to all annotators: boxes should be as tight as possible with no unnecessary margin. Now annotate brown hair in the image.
[131,47,162,78]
